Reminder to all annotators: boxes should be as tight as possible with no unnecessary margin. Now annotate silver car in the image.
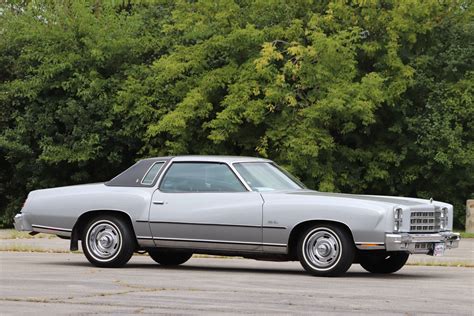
[14,155,460,276]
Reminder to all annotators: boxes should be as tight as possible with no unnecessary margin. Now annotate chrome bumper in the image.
[14,213,26,231]
[385,232,460,254]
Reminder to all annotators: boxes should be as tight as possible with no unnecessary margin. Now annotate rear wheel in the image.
[148,249,193,266]
[359,251,409,274]
[297,224,355,277]
[82,215,135,268]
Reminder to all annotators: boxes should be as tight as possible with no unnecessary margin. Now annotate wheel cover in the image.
[304,228,342,270]
[87,220,122,262]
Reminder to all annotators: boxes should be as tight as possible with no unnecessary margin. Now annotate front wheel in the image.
[297,224,355,277]
[82,215,135,268]
[359,251,409,274]
[148,249,193,266]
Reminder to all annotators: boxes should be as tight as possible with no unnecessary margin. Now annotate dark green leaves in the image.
[0,0,472,228]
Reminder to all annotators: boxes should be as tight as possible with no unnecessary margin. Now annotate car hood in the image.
[262,190,446,209]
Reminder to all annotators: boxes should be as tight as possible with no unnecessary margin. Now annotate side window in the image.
[160,163,246,193]
[141,162,165,185]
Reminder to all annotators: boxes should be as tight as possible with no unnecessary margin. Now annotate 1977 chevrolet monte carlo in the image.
[14,156,460,276]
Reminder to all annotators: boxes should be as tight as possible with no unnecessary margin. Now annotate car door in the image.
[149,162,264,252]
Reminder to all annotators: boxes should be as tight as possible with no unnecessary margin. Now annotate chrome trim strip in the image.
[263,226,287,230]
[262,242,287,247]
[156,161,251,192]
[230,160,272,164]
[149,236,287,247]
[154,237,260,245]
[140,161,166,185]
[140,221,287,229]
[148,221,261,228]
[153,159,174,190]
[31,224,72,232]
[227,162,253,192]
[136,236,154,240]
[355,242,385,245]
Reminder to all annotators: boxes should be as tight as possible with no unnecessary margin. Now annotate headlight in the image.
[440,207,448,230]
[394,208,403,219]
[394,221,400,232]
[393,208,403,232]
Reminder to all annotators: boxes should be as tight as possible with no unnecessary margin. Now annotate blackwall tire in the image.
[359,251,409,274]
[82,215,135,268]
[297,224,355,277]
[148,250,193,266]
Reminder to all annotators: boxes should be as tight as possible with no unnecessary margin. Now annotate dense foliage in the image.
[1,0,472,228]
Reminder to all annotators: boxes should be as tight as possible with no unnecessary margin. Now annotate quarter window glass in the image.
[141,162,164,185]
[160,163,246,193]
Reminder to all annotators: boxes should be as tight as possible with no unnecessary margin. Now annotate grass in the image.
[458,231,474,238]
[406,261,474,268]
[0,245,74,253]
[0,229,57,239]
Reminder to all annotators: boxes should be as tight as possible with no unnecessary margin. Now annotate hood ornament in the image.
[430,197,433,204]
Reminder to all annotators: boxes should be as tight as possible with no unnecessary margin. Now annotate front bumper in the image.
[385,232,460,254]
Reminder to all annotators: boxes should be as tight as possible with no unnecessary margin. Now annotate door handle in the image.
[153,200,165,205]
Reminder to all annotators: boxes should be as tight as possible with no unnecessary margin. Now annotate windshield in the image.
[233,162,305,191]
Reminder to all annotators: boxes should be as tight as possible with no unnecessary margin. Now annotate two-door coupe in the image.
[14,156,460,276]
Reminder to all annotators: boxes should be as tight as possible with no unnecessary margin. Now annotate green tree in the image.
[1,0,472,228]
[0,1,173,225]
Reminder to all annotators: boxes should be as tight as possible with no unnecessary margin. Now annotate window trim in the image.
[157,161,250,193]
[140,161,166,185]
[106,158,172,187]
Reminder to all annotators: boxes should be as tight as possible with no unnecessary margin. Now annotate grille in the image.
[409,208,441,232]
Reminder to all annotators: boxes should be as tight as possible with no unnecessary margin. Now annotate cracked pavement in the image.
[1,237,473,266]
[1,252,473,315]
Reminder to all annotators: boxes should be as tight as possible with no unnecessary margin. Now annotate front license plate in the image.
[432,243,445,256]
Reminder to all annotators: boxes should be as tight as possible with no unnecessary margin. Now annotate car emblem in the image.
[430,198,433,204]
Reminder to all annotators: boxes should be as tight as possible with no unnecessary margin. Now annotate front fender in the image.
[261,192,391,248]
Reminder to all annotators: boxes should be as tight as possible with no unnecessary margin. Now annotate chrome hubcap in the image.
[305,229,341,269]
[87,221,121,260]
[317,243,330,256]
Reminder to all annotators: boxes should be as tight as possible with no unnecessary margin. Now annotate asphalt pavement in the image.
[1,251,473,315]
[1,236,473,266]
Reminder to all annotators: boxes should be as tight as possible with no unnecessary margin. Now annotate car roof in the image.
[142,155,272,163]
[106,155,273,188]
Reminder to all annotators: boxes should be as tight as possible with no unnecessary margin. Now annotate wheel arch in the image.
[287,220,355,260]
[70,209,138,251]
